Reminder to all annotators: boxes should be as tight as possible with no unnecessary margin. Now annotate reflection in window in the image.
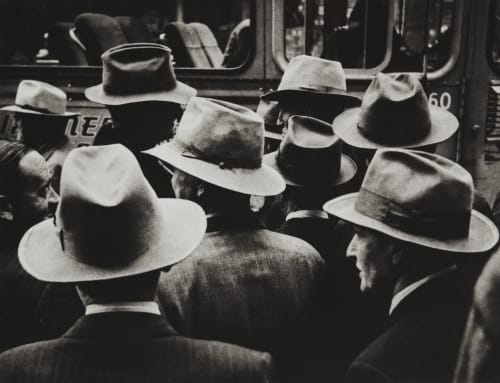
[0,0,253,68]
[285,0,456,72]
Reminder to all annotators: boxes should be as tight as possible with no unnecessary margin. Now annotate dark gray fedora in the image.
[85,43,196,106]
[333,73,458,149]
[264,115,357,187]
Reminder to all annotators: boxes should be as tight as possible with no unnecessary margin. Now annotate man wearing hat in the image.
[0,144,275,383]
[264,114,357,259]
[324,149,499,383]
[332,72,491,215]
[86,42,196,197]
[260,55,360,139]
[328,73,492,360]
[2,80,79,194]
[144,97,326,382]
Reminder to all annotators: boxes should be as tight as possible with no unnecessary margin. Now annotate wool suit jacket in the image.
[344,269,473,383]
[454,246,500,383]
[157,217,326,381]
[0,253,84,352]
[0,312,275,383]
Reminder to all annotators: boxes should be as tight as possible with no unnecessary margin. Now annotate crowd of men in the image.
[0,42,499,383]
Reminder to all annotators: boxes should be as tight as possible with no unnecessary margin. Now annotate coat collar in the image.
[63,312,178,340]
[389,267,465,320]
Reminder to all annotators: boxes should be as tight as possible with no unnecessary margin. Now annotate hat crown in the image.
[14,80,68,115]
[174,97,265,168]
[101,43,177,96]
[275,115,344,186]
[356,149,474,238]
[358,73,432,146]
[57,144,163,267]
[278,55,347,94]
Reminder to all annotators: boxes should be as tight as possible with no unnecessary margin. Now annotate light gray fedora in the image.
[19,144,207,283]
[324,149,498,253]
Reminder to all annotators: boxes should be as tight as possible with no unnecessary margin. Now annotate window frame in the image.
[272,0,463,80]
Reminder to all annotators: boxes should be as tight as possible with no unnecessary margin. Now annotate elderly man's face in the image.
[13,151,59,230]
[347,225,398,292]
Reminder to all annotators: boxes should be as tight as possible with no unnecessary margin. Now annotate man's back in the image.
[157,228,325,380]
[0,312,274,383]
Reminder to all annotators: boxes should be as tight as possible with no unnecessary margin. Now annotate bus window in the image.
[284,0,456,72]
[0,0,254,69]
[285,0,390,68]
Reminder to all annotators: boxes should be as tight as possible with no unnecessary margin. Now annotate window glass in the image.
[285,0,456,72]
[0,0,253,68]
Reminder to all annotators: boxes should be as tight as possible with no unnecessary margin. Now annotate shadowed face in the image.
[347,225,398,292]
[171,169,200,201]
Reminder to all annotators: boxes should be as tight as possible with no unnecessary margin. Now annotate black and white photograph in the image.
[0,0,498,382]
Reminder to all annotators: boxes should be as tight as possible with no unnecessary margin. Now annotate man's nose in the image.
[48,186,60,213]
[346,234,358,258]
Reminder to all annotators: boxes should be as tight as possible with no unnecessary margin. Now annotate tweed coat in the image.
[454,246,500,383]
[0,312,275,383]
[344,268,473,383]
[157,215,326,381]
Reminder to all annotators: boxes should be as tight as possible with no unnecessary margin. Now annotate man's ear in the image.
[0,195,13,222]
[391,241,405,266]
[196,181,205,199]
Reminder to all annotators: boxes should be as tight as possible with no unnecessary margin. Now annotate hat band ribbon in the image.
[174,138,261,170]
[355,188,471,239]
[16,104,60,115]
[356,121,432,146]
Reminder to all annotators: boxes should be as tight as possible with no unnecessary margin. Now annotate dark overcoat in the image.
[0,312,275,383]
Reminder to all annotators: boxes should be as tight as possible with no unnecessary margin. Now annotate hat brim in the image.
[85,81,196,106]
[323,193,499,253]
[332,106,459,149]
[18,199,207,283]
[261,89,361,107]
[1,105,79,117]
[263,152,357,187]
[143,142,285,196]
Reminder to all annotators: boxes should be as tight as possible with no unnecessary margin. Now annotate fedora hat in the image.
[85,43,196,106]
[256,99,283,141]
[261,55,360,106]
[324,149,499,253]
[2,80,78,117]
[333,73,459,149]
[143,97,285,196]
[264,115,357,187]
[18,144,207,283]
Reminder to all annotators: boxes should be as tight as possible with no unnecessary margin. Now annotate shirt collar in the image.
[85,301,161,316]
[389,264,457,315]
[285,210,329,222]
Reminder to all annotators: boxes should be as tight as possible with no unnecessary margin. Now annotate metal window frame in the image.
[272,0,463,81]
